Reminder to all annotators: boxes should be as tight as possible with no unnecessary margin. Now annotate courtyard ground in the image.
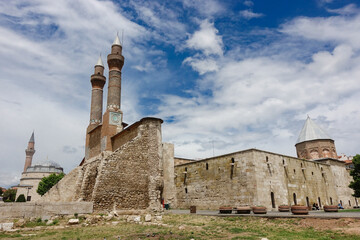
[1,211,360,239]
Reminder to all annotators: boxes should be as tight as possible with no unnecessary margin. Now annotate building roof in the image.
[296,116,332,144]
[113,34,121,46]
[96,55,104,67]
[29,131,34,143]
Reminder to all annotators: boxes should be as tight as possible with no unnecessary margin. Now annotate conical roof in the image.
[29,131,34,143]
[113,34,121,46]
[296,116,332,144]
[95,55,104,67]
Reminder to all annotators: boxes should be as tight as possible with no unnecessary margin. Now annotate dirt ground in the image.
[298,218,360,235]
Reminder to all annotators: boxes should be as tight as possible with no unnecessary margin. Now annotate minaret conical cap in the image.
[95,55,104,67]
[296,116,332,144]
[113,34,121,46]
[29,131,35,143]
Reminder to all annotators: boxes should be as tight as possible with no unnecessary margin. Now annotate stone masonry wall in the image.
[174,149,355,210]
[316,159,357,208]
[174,150,258,209]
[162,143,176,207]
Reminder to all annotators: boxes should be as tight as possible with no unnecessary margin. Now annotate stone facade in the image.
[42,118,165,214]
[174,149,357,210]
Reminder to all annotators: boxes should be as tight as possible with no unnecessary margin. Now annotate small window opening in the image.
[301,163,303,168]
[206,163,208,170]
[293,169,296,173]
[283,159,285,165]
[340,200,343,206]
[349,200,351,206]
[318,197,322,208]
[330,197,333,205]
[293,193,297,205]
[27,196,31,201]
[271,192,276,208]
[306,197,310,207]
[97,72,100,75]
[266,156,269,162]
[312,172,314,175]
[185,188,188,194]
[230,158,235,179]
[184,167,187,184]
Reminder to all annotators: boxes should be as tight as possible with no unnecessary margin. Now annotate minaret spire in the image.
[24,132,36,172]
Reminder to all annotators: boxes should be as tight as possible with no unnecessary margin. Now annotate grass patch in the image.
[3,214,360,239]
[339,209,360,212]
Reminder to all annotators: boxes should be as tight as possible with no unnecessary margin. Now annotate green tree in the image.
[0,187,3,196]
[349,154,360,197]
[3,188,17,202]
[16,194,26,202]
[37,173,65,196]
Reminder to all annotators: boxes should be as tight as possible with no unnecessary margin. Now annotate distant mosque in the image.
[14,132,63,201]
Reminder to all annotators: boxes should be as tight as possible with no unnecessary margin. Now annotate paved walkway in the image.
[167,209,360,219]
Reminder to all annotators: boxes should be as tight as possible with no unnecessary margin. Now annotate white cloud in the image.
[186,19,223,56]
[327,4,359,15]
[239,9,264,19]
[182,0,225,16]
[243,1,254,7]
[183,56,219,75]
[280,13,360,49]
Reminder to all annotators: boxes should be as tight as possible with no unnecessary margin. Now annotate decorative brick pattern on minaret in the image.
[24,132,35,172]
[106,35,124,111]
[89,56,106,125]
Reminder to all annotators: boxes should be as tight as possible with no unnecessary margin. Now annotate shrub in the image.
[16,194,26,202]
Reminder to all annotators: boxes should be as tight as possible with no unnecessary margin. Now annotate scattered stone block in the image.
[145,214,152,222]
[2,223,14,231]
[68,219,79,225]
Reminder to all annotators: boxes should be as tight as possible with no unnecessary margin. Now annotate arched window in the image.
[293,193,297,205]
[271,192,276,208]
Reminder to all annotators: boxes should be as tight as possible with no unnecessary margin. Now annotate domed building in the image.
[14,132,64,202]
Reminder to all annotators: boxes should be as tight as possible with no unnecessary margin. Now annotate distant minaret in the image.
[24,132,35,172]
[89,56,106,125]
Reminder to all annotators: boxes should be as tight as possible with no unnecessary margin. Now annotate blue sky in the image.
[0,0,360,188]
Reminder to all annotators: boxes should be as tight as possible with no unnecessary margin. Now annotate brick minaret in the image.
[89,56,106,126]
[24,132,35,172]
[101,34,125,151]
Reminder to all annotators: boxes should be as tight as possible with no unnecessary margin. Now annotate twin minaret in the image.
[86,35,125,159]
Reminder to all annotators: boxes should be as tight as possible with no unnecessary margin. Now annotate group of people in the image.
[312,202,344,210]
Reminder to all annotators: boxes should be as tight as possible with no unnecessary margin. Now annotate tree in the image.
[16,194,26,202]
[37,173,65,196]
[0,187,3,196]
[349,154,360,197]
[3,188,17,202]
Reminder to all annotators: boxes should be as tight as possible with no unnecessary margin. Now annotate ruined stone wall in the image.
[40,167,84,202]
[174,149,355,210]
[162,143,176,207]
[41,118,164,215]
[0,202,93,219]
[86,125,102,159]
[174,150,258,209]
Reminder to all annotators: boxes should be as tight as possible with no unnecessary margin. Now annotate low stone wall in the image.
[0,202,93,220]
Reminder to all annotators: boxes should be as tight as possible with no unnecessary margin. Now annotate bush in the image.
[16,194,26,202]
[3,188,17,202]
[37,173,65,196]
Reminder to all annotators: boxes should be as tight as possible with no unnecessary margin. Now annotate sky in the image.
[0,0,360,188]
